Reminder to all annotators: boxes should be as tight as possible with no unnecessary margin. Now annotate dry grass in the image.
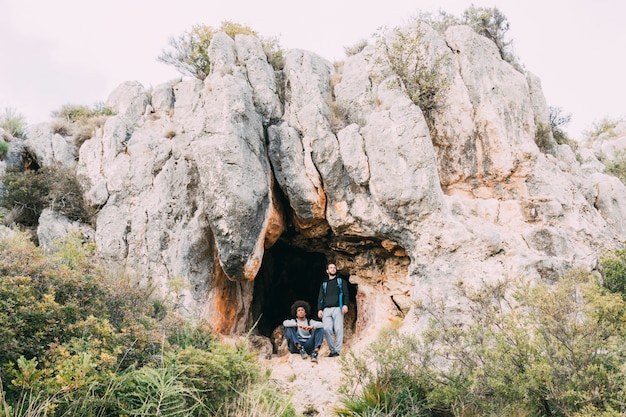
[328,101,351,133]
[344,39,368,57]
[50,104,114,146]
[327,61,351,133]
[51,120,71,136]
[219,380,295,417]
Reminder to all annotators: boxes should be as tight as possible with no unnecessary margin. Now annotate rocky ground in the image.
[264,344,348,417]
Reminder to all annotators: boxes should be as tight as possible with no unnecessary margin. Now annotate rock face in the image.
[7,25,626,342]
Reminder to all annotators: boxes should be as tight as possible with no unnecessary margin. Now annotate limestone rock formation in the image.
[37,208,95,254]
[4,24,625,345]
[24,124,77,170]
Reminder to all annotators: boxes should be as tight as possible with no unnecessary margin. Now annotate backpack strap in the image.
[338,277,343,309]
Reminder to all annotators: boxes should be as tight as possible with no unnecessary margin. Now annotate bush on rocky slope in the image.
[0,231,295,417]
[338,262,626,417]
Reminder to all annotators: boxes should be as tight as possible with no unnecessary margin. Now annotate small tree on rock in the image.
[462,6,511,59]
[158,24,215,80]
[158,21,283,81]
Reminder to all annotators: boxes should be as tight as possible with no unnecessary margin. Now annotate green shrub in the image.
[0,166,93,226]
[260,34,285,71]
[91,101,116,116]
[51,103,114,124]
[414,7,521,70]
[604,150,626,184]
[1,357,62,417]
[167,319,216,350]
[0,140,8,159]
[158,21,284,81]
[0,232,153,360]
[163,344,259,411]
[461,6,514,64]
[583,116,623,144]
[378,21,450,122]
[116,364,206,417]
[113,342,278,417]
[219,379,297,417]
[600,246,626,298]
[0,232,163,374]
[412,9,461,34]
[0,233,107,372]
[0,231,295,416]
[341,270,626,417]
[337,325,439,416]
[536,107,577,155]
[535,121,555,154]
[549,106,573,146]
[0,108,26,139]
[50,103,114,146]
[158,24,213,80]
[0,166,51,226]
[47,167,93,224]
[51,104,94,123]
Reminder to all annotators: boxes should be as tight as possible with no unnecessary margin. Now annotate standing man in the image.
[283,300,324,363]
[317,263,350,357]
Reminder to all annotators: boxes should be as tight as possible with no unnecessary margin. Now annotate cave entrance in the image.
[252,239,358,340]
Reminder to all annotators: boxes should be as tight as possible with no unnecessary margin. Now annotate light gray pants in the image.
[322,307,344,353]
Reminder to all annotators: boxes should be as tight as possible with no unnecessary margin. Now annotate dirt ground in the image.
[263,343,348,417]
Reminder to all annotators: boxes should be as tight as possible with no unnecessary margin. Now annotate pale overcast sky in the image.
[0,0,624,140]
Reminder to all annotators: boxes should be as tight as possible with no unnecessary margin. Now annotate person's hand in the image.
[298,323,313,331]
[318,310,323,319]
[342,305,348,315]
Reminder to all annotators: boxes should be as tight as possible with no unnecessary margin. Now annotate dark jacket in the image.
[318,276,349,310]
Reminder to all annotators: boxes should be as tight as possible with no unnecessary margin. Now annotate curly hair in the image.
[290,300,311,317]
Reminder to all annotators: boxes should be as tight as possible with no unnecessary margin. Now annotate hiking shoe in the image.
[311,351,319,363]
[327,350,339,357]
[299,347,308,359]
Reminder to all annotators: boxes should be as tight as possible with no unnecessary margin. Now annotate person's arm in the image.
[317,283,325,318]
[283,319,297,327]
[310,319,324,329]
[341,276,350,314]
[317,283,325,310]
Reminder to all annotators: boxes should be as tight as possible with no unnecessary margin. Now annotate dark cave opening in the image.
[251,239,358,340]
